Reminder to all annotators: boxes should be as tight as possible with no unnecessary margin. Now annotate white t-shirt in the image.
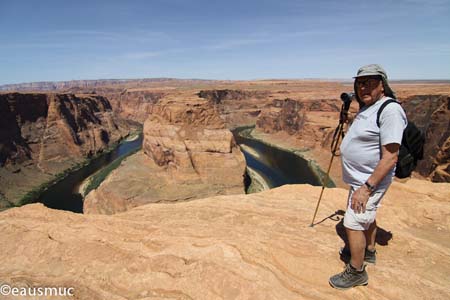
[340,97,407,191]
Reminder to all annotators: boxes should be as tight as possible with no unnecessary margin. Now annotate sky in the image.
[0,0,449,85]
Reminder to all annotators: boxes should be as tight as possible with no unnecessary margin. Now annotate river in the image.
[231,126,325,190]
[37,134,143,213]
[37,126,327,213]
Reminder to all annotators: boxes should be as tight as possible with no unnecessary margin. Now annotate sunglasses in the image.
[355,77,381,88]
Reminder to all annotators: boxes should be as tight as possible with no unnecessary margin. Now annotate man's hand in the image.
[351,185,371,213]
[340,111,354,124]
[351,143,400,214]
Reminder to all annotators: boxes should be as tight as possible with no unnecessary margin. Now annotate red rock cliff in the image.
[0,92,132,207]
[102,89,166,123]
[402,95,450,182]
[255,98,340,147]
[197,89,270,128]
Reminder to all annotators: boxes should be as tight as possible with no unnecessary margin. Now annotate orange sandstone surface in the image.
[1,180,449,299]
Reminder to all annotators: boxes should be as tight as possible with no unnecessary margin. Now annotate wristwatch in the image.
[364,181,376,193]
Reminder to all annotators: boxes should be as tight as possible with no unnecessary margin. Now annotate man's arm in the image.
[351,143,400,213]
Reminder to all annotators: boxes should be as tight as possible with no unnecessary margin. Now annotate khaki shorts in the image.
[343,187,386,231]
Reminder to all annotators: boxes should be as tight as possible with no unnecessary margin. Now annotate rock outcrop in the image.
[402,95,450,182]
[0,92,131,208]
[256,98,340,148]
[1,180,449,299]
[257,98,307,135]
[198,89,271,128]
[107,89,165,123]
[83,97,246,214]
[198,89,269,104]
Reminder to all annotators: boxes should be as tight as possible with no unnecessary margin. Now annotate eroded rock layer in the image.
[256,98,340,146]
[0,92,131,207]
[402,95,450,182]
[102,89,166,123]
[198,89,271,128]
[83,97,246,214]
[1,180,449,299]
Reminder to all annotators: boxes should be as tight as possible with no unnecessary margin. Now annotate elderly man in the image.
[329,64,407,289]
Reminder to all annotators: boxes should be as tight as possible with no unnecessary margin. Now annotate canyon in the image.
[2,80,449,211]
[1,80,449,211]
[84,96,246,214]
[0,92,133,208]
[0,79,449,299]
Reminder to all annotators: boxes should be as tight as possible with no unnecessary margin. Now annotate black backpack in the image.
[377,99,425,178]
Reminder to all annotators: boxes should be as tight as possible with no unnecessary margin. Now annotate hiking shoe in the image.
[340,247,377,264]
[329,264,368,290]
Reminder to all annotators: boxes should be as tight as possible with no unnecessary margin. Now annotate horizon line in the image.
[2,77,450,88]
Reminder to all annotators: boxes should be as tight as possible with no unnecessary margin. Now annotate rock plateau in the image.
[1,180,449,299]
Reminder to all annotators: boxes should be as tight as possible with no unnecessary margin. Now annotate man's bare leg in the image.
[365,220,377,251]
[346,228,365,270]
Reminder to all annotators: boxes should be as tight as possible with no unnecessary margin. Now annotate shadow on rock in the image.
[312,209,346,226]
[335,218,393,264]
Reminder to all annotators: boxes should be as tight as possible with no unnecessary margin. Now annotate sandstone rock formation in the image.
[198,89,269,104]
[256,98,340,145]
[106,89,166,123]
[402,95,450,182]
[257,98,307,135]
[1,180,449,299]
[84,97,246,214]
[198,89,270,128]
[0,92,132,208]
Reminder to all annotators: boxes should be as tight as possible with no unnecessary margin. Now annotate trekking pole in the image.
[309,93,353,227]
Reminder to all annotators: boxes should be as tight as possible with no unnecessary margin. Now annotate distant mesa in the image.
[0,78,218,92]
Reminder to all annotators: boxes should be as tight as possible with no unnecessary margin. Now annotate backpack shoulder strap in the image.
[376,99,401,127]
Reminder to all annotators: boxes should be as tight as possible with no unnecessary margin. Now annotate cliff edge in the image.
[1,179,449,299]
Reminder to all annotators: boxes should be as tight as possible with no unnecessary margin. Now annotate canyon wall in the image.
[402,95,450,182]
[103,89,166,123]
[0,92,132,208]
[197,89,271,128]
[255,98,340,148]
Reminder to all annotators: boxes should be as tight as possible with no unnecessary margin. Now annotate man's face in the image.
[355,75,384,106]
